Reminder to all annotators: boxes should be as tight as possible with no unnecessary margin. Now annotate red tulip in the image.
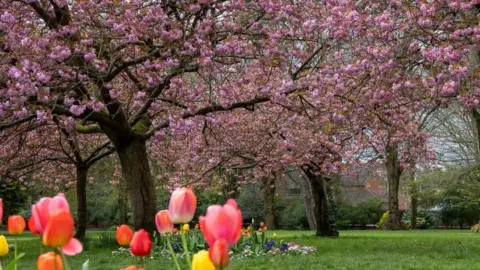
[168,188,197,224]
[209,238,230,268]
[37,252,63,270]
[200,199,242,246]
[116,225,134,246]
[120,266,144,270]
[155,210,174,234]
[8,215,26,235]
[28,217,40,235]
[130,229,152,257]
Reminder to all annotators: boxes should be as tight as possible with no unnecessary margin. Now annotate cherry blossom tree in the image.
[1,0,479,233]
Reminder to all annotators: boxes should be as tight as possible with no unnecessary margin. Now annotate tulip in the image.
[182,223,190,232]
[0,235,8,256]
[155,210,173,235]
[116,225,134,246]
[42,211,73,248]
[192,250,215,270]
[28,217,40,235]
[120,266,144,270]
[8,215,26,235]
[130,229,152,257]
[200,199,242,246]
[260,222,265,227]
[32,197,52,234]
[37,252,63,270]
[273,233,277,238]
[173,228,178,234]
[209,238,230,268]
[0,199,3,224]
[168,188,197,224]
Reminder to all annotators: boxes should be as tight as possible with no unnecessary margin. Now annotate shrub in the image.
[277,198,309,229]
[377,211,389,229]
[337,198,384,229]
[403,209,436,229]
[471,223,480,233]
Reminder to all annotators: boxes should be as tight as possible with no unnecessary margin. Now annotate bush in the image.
[377,211,389,229]
[277,198,309,230]
[471,223,480,233]
[337,198,384,229]
[403,209,436,229]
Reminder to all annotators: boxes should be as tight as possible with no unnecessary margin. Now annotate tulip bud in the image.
[192,250,215,270]
[120,266,144,270]
[0,235,8,256]
[155,210,173,235]
[168,188,197,224]
[130,229,152,257]
[209,238,230,268]
[37,252,63,270]
[182,224,190,232]
[8,215,26,235]
[116,225,134,246]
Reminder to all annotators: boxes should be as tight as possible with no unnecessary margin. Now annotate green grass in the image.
[3,230,480,269]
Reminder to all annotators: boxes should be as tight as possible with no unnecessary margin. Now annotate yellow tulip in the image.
[0,235,8,256]
[273,233,277,238]
[192,250,215,270]
[182,224,190,232]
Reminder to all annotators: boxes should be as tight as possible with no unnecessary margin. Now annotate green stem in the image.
[13,236,17,270]
[39,236,43,255]
[60,250,71,270]
[166,235,182,270]
[141,256,145,268]
[181,230,192,270]
[0,256,4,270]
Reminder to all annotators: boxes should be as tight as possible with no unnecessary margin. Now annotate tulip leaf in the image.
[5,253,25,270]
[82,259,90,270]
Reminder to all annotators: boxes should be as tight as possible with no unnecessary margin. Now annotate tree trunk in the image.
[262,177,276,229]
[299,173,317,230]
[118,176,128,224]
[304,169,338,237]
[75,165,89,241]
[117,138,157,233]
[385,144,404,230]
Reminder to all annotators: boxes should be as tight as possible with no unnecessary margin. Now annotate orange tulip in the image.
[42,211,73,248]
[209,238,230,268]
[29,217,40,235]
[155,210,174,234]
[130,229,152,257]
[120,266,144,270]
[116,225,134,246]
[37,252,63,270]
[8,215,26,235]
[168,188,197,224]
[260,222,265,227]
[173,227,178,233]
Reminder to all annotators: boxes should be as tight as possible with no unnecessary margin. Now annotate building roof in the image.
[342,189,379,205]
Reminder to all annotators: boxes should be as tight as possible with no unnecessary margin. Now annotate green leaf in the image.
[5,253,25,270]
[82,260,90,270]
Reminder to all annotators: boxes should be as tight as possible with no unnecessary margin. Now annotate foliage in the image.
[403,209,436,229]
[237,183,264,223]
[471,223,480,233]
[377,211,389,229]
[337,199,384,229]
[0,180,29,223]
[277,199,309,230]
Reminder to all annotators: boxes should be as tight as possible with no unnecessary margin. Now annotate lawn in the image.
[4,230,480,270]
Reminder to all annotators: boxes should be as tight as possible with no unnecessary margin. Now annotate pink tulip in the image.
[200,199,242,246]
[0,199,3,224]
[31,194,82,256]
[168,188,197,224]
[155,210,174,234]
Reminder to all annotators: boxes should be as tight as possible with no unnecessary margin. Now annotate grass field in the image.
[4,230,480,270]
